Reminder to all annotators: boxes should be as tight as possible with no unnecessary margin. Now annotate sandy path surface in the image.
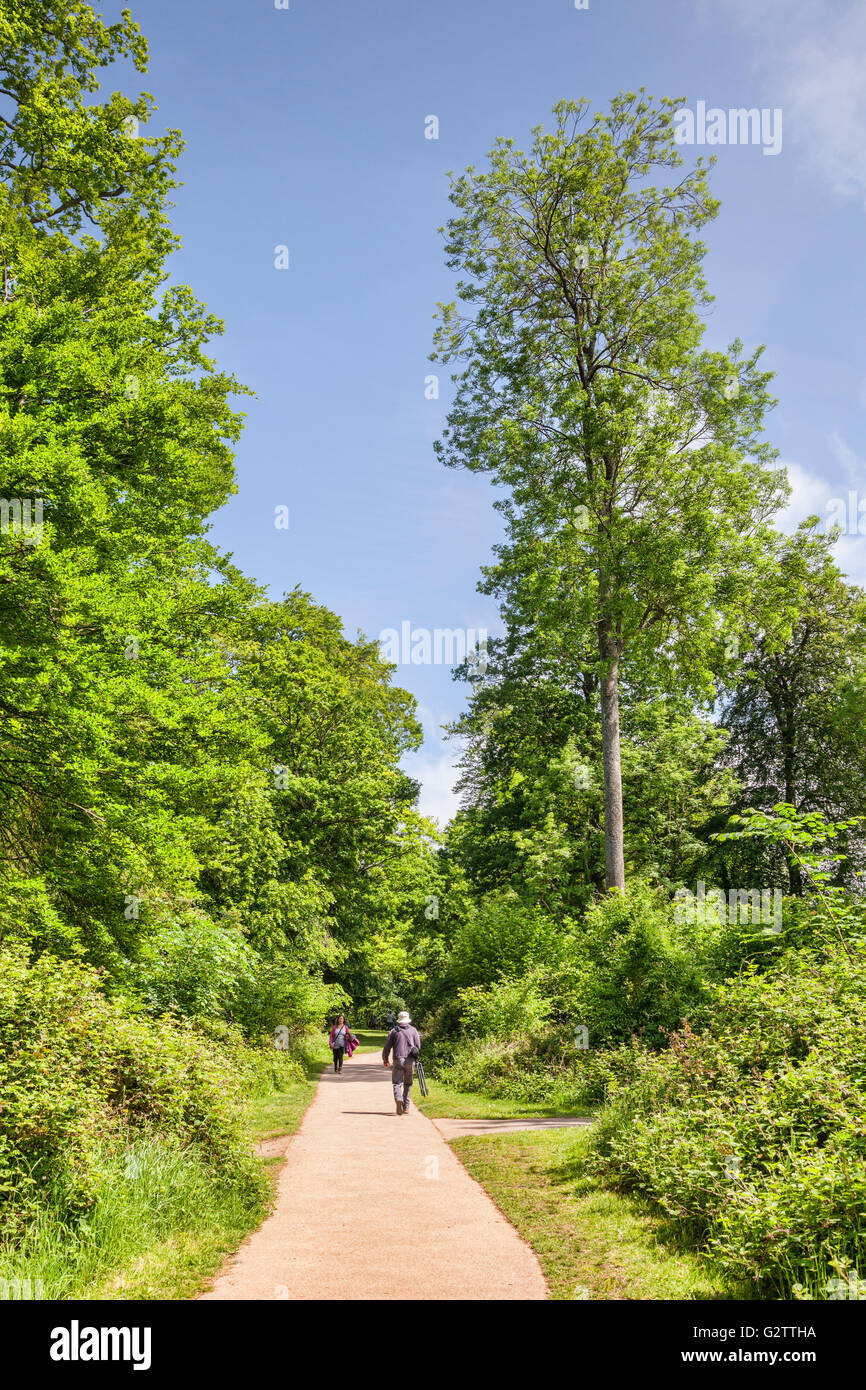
[200,1050,547,1301]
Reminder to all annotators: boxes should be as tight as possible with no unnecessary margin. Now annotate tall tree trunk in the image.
[599,624,625,891]
[781,704,802,896]
[783,767,802,896]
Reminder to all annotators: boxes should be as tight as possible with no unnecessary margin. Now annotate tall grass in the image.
[0,1138,266,1301]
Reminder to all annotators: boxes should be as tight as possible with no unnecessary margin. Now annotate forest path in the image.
[200,1049,547,1301]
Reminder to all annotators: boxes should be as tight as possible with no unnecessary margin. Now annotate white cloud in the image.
[774,453,866,586]
[414,703,445,740]
[401,700,465,827]
[718,0,866,206]
[829,430,860,480]
[775,457,833,530]
[403,745,462,828]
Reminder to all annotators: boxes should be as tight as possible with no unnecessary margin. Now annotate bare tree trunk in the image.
[783,760,802,897]
[776,688,802,897]
[599,626,625,891]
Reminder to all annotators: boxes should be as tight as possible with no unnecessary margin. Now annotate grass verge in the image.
[248,1048,329,1142]
[451,1126,754,1301]
[418,1074,594,1121]
[0,1138,269,1302]
[0,1040,329,1302]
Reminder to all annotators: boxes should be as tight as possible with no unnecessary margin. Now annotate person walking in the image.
[382,1010,421,1115]
[329,1014,350,1073]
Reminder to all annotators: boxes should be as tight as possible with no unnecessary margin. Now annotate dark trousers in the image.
[333,1048,344,1071]
[392,1061,414,1110]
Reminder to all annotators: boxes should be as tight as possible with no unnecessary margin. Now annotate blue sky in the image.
[111,0,866,823]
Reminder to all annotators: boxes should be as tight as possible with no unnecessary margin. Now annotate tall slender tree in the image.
[433,93,784,888]
[720,523,866,892]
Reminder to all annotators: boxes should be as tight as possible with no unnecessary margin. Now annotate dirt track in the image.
[200,1050,548,1301]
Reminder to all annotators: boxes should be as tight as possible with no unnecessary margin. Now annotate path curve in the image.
[201,1050,548,1301]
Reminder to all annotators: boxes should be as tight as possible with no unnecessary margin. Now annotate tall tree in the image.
[433,93,783,888]
[446,645,738,911]
[0,0,436,1034]
[0,0,250,971]
[719,523,866,892]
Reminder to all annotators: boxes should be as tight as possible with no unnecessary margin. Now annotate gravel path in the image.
[200,1050,548,1301]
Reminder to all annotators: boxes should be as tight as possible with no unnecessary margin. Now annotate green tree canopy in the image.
[433,92,785,888]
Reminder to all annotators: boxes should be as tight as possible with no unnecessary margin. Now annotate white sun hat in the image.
[397,1010,411,1023]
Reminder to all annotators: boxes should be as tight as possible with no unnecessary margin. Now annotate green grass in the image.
[452,1126,754,1301]
[351,1028,387,1053]
[417,1074,594,1121]
[0,1138,269,1302]
[0,1039,330,1302]
[248,1047,329,1141]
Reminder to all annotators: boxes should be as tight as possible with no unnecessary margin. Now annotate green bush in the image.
[449,890,564,989]
[430,969,647,1109]
[428,882,704,1106]
[591,944,866,1297]
[458,972,551,1039]
[0,875,80,959]
[234,953,344,1038]
[0,946,270,1241]
[132,912,260,1020]
[560,880,706,1049]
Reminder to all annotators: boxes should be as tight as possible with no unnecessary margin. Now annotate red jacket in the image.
[330,1023,357,1055]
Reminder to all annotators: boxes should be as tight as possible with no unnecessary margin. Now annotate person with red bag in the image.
[328,1014,352,1073]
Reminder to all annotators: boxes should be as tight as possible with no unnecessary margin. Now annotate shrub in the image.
[427,882,703,1107]
[449,890,563,989]
[0,875,80,958]
[132,912,260,1020]
[0,946,269,1242]
[553,880,706,1049]
[458,972,551,1040]
[591,944,866,1297]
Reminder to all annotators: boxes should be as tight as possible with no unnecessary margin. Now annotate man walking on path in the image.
[201,1045,548,1300]
[382,1010,421,1115]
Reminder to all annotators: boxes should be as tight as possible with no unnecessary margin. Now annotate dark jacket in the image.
[382,1022,421,1067]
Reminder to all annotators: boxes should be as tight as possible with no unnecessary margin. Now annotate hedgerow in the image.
[0,945,275,1241]
[590,945,866,1297]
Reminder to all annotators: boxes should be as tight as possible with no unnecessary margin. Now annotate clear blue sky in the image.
[108,0,866,823]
